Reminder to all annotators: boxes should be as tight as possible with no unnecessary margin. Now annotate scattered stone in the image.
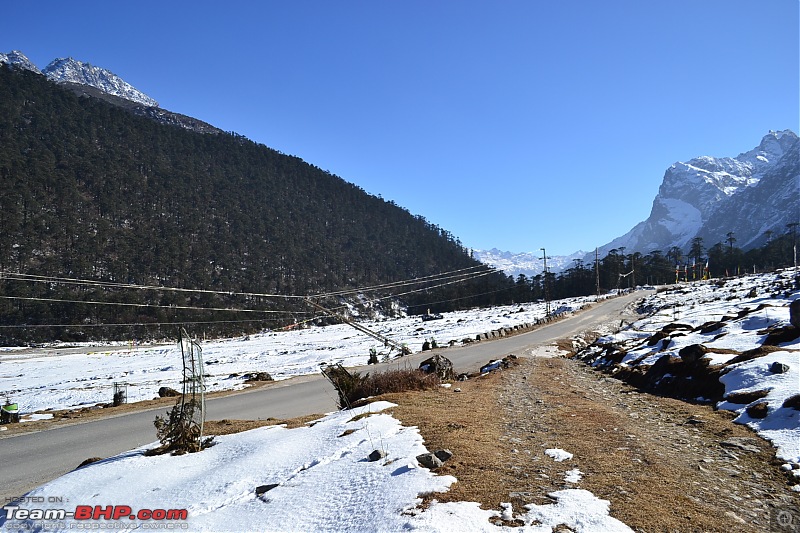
[720,437,761,453]
[255,484,279,496]
[416,452,443,469]
[746,401,769,419]
[782,394,800,410]
[368,449,386,462]
[158,386,180,397]
[769,362,790,374]
[453,388,462,393]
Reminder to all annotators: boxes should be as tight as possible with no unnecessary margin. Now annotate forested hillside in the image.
[0,65,513,342]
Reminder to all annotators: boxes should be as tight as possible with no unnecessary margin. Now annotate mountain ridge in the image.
[42,56,158,107]
[597,129,798,258]
[482,130,797,277]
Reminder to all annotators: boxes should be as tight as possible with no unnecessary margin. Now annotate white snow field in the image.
[0,296,596,414]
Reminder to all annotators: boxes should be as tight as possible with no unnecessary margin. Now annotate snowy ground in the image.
[0,297,597,414]
[1,401,631,532]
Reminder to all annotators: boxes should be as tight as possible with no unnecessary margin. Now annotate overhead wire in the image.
[0,264,504,330]
[1,263,496,302]
[0,295,309,314]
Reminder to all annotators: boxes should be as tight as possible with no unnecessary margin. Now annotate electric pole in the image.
[541,248,551,318]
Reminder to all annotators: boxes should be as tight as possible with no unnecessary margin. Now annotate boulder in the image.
[244,372,273,382]
[158,386,181,398]
[255,484,279,496]
[418,354,455,381]
[433,449,453,462]
[769,362,790,374]
[724,389,770,404]
[791,299,800,328]
[76,457,103,469]
[368,449,386,462]
[746,401,769,419]
[782,394,800,410]
[678,344,708,365]
[416,452,443,469]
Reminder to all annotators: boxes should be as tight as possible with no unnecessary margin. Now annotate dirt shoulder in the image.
[384,354,800,532]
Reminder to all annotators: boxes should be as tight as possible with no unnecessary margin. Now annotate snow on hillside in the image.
[0,297,596,414]
[595,129,798,257]
[42,57,159,107]
[577,269,800,481]
[472,248,586,277]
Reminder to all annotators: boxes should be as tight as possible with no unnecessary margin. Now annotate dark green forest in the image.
[0,65,795,344]
[0,66,514,342]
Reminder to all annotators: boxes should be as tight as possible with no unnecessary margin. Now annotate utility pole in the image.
[541,248,551,318]
[595,247,600,296]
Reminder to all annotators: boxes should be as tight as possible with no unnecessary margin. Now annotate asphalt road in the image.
[0,291,643,503]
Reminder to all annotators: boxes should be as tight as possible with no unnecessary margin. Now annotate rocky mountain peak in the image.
[0,50,41,74]
[595,130,799,258]
[42,57,158,108]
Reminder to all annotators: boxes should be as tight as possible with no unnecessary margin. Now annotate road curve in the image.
[0,291,643,502]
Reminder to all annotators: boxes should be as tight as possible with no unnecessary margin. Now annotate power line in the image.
[0,295,308,314]
[0,318,294,329]
[1,264,495,302]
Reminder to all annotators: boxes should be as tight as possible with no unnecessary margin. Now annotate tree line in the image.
[507,230,799,304]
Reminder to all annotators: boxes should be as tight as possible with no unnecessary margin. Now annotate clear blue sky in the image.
[3,1,798,256]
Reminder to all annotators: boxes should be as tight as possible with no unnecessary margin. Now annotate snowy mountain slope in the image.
[479,131,797,275]
[697,136,800,249]
[472,248,586,277]
[42,57,158,107]
[597,130,799,256]
[0,50,41,74]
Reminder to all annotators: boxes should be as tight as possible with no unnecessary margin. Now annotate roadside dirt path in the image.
[388,353,800,532]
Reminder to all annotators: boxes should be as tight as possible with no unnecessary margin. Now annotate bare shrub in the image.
[147,399,214,456]
[323,365,440,409]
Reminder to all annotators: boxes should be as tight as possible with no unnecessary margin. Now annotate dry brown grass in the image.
[379,356,798,532]
[204,413,325,436]
[382,373,510,507]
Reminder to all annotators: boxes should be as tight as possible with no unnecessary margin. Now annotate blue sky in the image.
[3,1,798,256]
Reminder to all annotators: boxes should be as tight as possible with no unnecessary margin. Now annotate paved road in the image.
[0,292,643,502]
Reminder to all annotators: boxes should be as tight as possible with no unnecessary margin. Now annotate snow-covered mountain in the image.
[597,130,799,256]
[0,50,41,74]
[42,57,158,107]
[480,131,798,276]
[473,248,586,277]
[1,50,222,133]
[1,50,158,107]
